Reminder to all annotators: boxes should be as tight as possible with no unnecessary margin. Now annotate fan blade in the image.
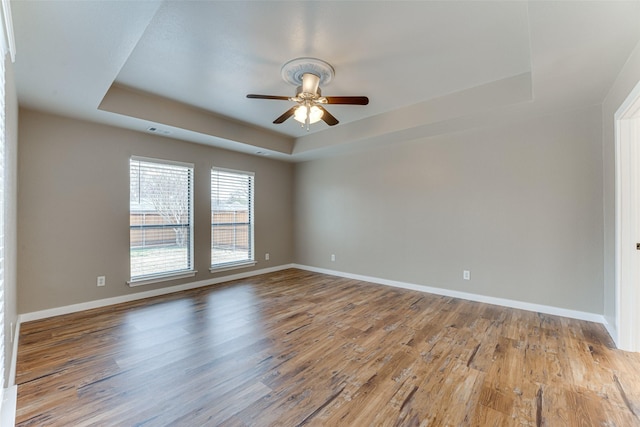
[247,94,290,101]
[273,106,297,124]
[325,96,369,105]
[317,105,339,126]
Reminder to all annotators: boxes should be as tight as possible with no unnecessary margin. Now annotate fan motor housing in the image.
[296,86,321,98]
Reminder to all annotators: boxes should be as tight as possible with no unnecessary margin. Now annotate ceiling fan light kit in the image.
[246,57,369,130]
[294,104,324,124]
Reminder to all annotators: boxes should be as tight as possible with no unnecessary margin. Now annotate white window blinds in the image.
[130,157,194,281]
[0,34,5,401]
[211,168,255,269]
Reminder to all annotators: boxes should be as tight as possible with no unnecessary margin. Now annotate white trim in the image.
[614,116,625,348]
[131,155,193,169]
[209,260,257,274]
[211,166,255,177]
[1,322,20,427]
[613,78,640,352]
[615,80,640,120]
[20,264,294,323]
[8,321,17,387]
[292,264,606,324]
[127,270,197,287]
[0,385,16,427]
[1,0,14,62]
[603,317,617,347]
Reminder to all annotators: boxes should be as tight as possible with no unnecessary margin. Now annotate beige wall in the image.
[18,109,294,313]
[15,81,619,321]
[294,106,604,314]
[4,56,18,387]
[602,40,640,331]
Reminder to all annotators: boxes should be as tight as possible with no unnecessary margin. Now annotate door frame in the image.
[615,80,640,352]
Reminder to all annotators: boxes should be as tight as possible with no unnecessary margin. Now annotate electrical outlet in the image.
[463,270,470,280]
[97,276,106,287]
[265,253,270,261]
[331,254,336,262]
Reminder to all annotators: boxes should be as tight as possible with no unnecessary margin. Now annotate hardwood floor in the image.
[14,269,640,426]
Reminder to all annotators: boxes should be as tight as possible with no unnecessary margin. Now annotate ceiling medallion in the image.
[280,57,335,87]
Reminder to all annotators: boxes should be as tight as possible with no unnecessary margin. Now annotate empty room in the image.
[0,0,640,426]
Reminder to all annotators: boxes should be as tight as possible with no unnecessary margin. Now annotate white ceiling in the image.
[11,1,640,161]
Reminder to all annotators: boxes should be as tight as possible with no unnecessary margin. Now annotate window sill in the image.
[128,270,197,287]
[209,261,257,274]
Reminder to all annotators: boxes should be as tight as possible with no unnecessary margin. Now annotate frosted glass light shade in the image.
[294,105,324,124]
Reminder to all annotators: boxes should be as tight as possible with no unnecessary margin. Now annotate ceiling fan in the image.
[246,58,369,130]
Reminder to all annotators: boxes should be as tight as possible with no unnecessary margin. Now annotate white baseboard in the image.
[2,319,20,427]
[19,264,295,323]
[603,317,619,347]
[19,263,606,326]
[1,385,16,427]
[17,261,608,333]
[292,264,606,324]
[8,320,18,387]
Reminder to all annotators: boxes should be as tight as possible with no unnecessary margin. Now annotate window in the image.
[211,168,255,270]
[0,30,6,406]
[130,157,194,284]
[0,0,14,411]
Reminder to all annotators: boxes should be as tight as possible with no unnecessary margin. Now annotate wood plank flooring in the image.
[14,269,640,426]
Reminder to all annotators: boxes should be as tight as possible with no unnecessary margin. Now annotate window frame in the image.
[0,33,6,409]
[128,156,196,286]
[210,167,256,272]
